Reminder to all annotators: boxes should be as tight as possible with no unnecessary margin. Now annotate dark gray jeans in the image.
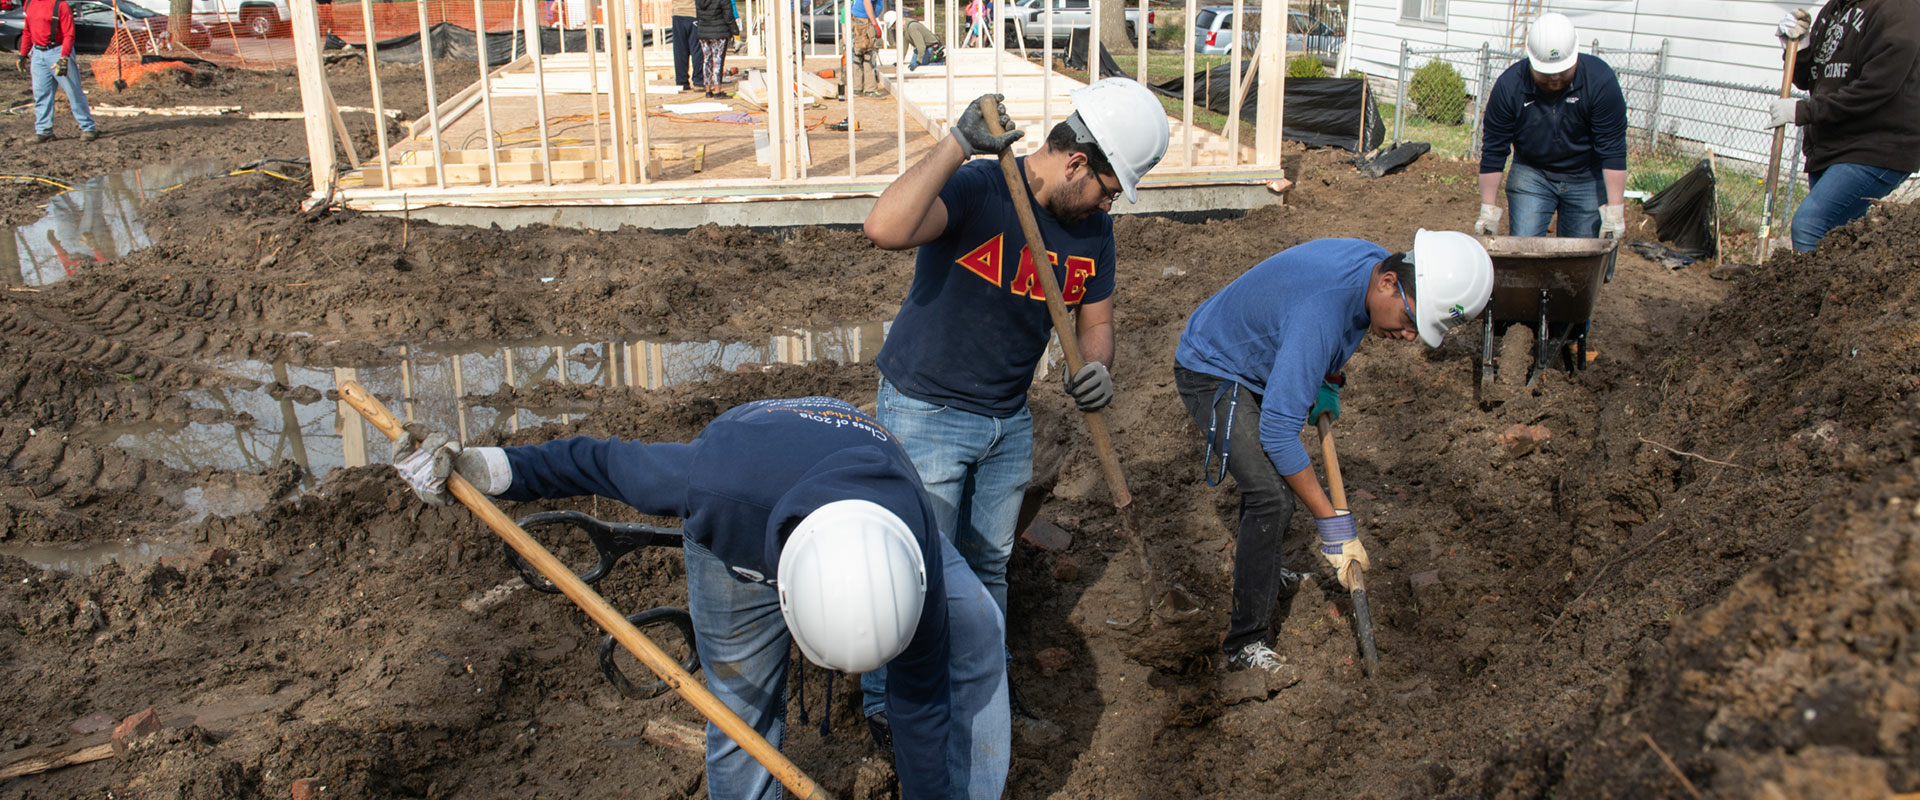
[1174,365,1298,654]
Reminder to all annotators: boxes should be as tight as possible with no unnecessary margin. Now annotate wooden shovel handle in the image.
[979,96,1131,508]
[339,382,836,800]
[1315,413,1347,511]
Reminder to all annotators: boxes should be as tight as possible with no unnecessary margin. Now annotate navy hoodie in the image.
[494,397,953,798]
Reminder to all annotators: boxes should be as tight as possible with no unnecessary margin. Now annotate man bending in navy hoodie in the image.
[392,397,1010,800]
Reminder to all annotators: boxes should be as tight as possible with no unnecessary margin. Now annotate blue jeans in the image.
[686,535,1009,800]
[1791,162,1910,252]
[1506,162,1601,238]
[31,49,95,136]
[861,377,1031,717]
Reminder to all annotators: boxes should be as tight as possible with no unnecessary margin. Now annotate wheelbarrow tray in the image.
[1479,235,1618,325]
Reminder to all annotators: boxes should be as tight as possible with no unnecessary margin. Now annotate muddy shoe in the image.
[80,130,97,142]
[1227,641,1288,675]
[35,133,52,144]
[866,711,893,753]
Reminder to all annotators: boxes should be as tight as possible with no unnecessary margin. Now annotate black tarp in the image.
[324,23,655,67]
[1639,158,1716,258]
[1064,30,1127,78]
[1149,65,1385,152]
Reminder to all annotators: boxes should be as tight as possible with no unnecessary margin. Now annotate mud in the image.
[2,57,1917,800]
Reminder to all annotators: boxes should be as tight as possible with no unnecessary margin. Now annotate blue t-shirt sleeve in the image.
[497,437,695,519]
[1257,316,1339,476]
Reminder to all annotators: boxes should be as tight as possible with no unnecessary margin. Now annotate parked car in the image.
[1003,0,1152,47]
[117,0,288,38]
[0,0,212,53]
[1192,6,1340,60]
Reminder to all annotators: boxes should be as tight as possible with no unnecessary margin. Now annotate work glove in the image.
[1473,203,1502,236]
[1309,379,1341,424]
[1767,97,1800,129]
[1315,510,1371,591]
[392,426,511,506]
[14,55,25,72]
[951,93,1023,158]
[1600,203,1626,239]
[54,57,67,74]
[1063,361,1113,412]
[1777,8,1811,47]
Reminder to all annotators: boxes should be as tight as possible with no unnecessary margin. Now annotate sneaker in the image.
[80,130,96,142]
[866,711,893,752]
[35,133,52,144]
[1227,641,1288,675]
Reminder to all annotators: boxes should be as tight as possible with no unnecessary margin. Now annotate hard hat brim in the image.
[1529,53,1577,75]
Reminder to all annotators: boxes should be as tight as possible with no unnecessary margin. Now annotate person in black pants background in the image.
[671,0,703,91]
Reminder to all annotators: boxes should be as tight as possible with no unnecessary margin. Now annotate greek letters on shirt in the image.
[954,233,1097,304]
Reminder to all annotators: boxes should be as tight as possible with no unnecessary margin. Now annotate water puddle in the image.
[87,320,891,481]
[4,159,230,288]
[0,538,192,573]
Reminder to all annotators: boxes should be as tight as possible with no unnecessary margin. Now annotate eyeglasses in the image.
[1398,284,1416,326]
[1094,174,1122,203]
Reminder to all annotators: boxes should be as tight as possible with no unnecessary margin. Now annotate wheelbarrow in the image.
[1471,235,1620,406]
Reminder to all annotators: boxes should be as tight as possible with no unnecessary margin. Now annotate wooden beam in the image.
[474,0,503,186]
[1253,0,1281,166]
[288,0,335,198]
[0,744,114,781]
[417,0,448,188]
[359,0,393,187]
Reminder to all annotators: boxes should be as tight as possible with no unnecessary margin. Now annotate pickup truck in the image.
[117,0,288,38]
[1002,0,1152,47]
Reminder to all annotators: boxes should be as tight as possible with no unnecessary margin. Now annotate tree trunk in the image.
[1097,0,1130,57]
[167,0,190,50]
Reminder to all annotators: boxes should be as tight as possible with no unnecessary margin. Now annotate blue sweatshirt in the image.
[1478,53,1628,181]
[1174,239,1383,476]
[494,397,953,798]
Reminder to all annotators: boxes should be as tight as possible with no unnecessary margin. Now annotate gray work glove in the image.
[392,425,510,505]
[951,93,1023,158]
[1473,203,1501,236]
[1063,362,1113,411]
[1600,203,1626,239]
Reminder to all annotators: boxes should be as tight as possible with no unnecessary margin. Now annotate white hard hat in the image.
[1408,229,1494,348]
[1065,78,1170,203]
[777,499,926,673]
[881,9,897,25]
[1526,12,1579,74]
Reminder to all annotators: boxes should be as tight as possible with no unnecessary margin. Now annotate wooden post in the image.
[895,15,905,174]
[289,0,336,199]
[1252,0,1281,166]
[605,0,633,182]
[323,84,363,168]
[586,0,605,182]
[766,0,787,178]
[1088,0,1099,82]
[473,0,503,185]
[1134,0,1145,82]
[1179,0,1192,166]
[629,0,649,182]
[1041,0,1053,135]
[525,0,556,184]
[416,0,449,188]
[845,0,857,177]
[1226,0,1242,162]
[992,0,1003,96]
[943,0,954,126]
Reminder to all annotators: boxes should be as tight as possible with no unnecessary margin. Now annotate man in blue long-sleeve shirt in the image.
[1474,12,1628,240]
[393,397,1009,800]
[1173,232,1492,674]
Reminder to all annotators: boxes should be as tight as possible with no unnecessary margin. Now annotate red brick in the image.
[1494,424,1552,458]
[1050,555,1080,583]
[290,778,321,800]
[110,707,161,754]
[1020,520,1072,553]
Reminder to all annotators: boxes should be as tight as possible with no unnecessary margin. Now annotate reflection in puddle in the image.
[3,159,228,287]
[91,320,891,481]
[0,539,191,573]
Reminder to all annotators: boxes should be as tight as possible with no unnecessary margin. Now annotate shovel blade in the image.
[1352,586,1380,678]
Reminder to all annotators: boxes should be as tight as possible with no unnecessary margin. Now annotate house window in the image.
[1400,0,1445,23]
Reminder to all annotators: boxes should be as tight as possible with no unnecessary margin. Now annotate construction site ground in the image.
[1,56,1917,800]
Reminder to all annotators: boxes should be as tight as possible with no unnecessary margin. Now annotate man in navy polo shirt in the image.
[1474,12,1628,239]
[392,397,1009,800]
[859,81,1168,742]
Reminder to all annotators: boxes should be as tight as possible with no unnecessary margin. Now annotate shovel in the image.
[1755,36,1801,263]
[979,98,1199,626]
[338,382,838,800]
[1316,413,1380,678]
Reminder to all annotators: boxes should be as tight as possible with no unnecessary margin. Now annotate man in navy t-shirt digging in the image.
[391,397,1009,800]
[858,80,1168,743]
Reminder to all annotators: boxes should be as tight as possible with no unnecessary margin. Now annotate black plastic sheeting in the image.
[1351,141,1428,177]
[1063,30,1128,78]
[323,23,657,67]
[1639,158,1716,258]
[1149,65,1384,152]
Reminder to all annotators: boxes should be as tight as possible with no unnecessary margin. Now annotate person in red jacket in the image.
[15,0,97,143]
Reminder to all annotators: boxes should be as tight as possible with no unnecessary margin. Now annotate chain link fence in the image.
[1382,39,1821,245]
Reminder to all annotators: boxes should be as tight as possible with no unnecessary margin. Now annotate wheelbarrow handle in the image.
[508,510,685,593]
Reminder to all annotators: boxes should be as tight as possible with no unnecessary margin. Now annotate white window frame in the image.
[1400,0,1445,24]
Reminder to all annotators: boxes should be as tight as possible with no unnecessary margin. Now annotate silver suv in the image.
[1003,0,1152,46]
[1192,6,1341,60]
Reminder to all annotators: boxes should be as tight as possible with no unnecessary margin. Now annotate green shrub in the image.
[1287,56,1327,78]
[1409,59,1467,126]
[1343,69,1365,79]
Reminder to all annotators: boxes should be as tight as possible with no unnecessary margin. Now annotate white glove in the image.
[1767,97,1800,129]
[1600,203,1626,239]
[393,429,511,505]
[1473,203,1502,236]
[1777,8,1811,47]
